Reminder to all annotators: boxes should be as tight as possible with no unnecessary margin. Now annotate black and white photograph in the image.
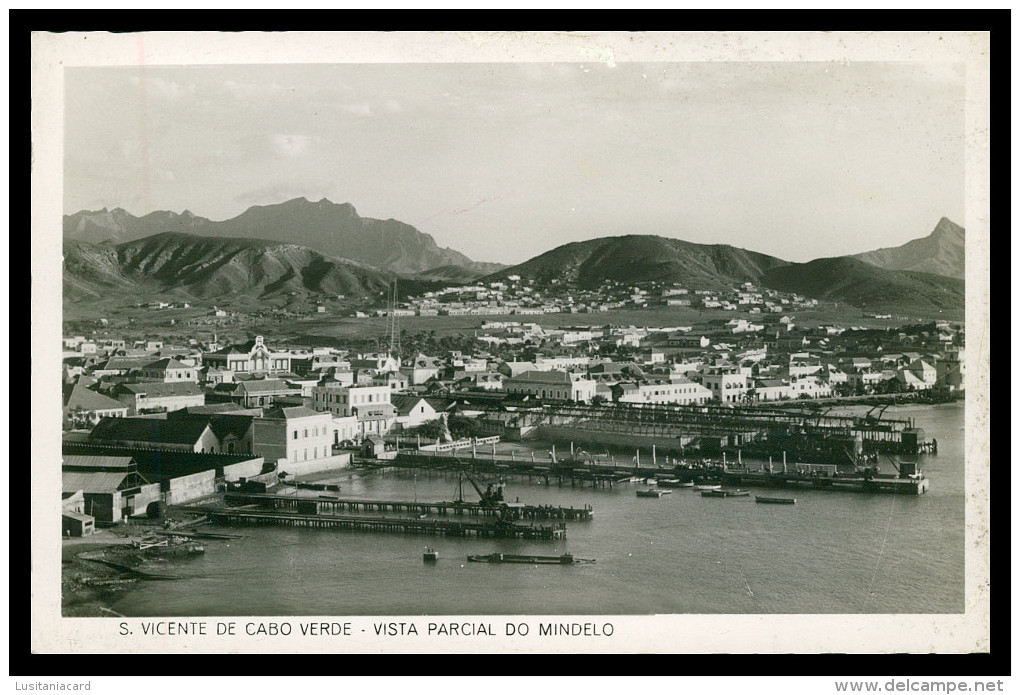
[30,30,991,660]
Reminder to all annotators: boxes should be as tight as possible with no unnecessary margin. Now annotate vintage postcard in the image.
[30,30,991,656]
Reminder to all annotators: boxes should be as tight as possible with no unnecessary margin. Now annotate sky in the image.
[63,61,965,265]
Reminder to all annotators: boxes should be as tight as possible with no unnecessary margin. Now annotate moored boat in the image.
[656,478,682,488]
[701,489,749,498]
[694,484,722,491]
[466,553,595,565]
[755,496,796,505]
[636,489,671,497]
[423,547,439,562]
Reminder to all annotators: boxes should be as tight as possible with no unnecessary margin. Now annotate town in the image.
[59,277,965,539]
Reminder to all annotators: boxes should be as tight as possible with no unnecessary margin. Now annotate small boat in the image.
[676,481,695,488]
[756,496,796,505]
[636,488,671,497]
[423,547,439,562]
[656,478,682,487]
[701,489,749,498]
[694,484,722,491]
[467,553,595,565]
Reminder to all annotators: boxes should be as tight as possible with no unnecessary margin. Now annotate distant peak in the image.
[933,217,964,233]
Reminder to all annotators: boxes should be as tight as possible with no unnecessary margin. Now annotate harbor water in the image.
[108,403,966,616]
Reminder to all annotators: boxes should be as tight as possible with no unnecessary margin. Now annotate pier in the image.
[476,401,934,462]
[208,508,567,539]
[223,492,593,521]
[355,453,929,495]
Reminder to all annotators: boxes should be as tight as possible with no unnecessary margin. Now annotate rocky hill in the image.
[760,257,965,314]
[63,232,395,301]
[852,217,965,279]
[484,235,790,289]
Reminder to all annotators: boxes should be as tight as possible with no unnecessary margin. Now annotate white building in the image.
[252,406,335,465]
[701,365,749,403]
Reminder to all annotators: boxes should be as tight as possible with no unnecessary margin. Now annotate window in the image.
[304,429,308,438]
[293,431,298,440]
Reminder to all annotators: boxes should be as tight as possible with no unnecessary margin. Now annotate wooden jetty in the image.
[223,492,594,521]
[208,508,566,540]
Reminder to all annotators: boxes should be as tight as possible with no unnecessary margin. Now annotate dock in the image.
[359,455,929,495]
[208,508,566,540]
[223,492,594,521]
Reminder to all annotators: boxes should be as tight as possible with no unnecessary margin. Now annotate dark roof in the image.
[390,394,429,415]
[235,379,297,394]
[173,404,262,416]
[97,356,154,371]
[165,412,254,439]
[64,442,264,482]
[507,370,572,384]
[89,417,211,446]
[142,358,190,371]
[115,382,204,397]
[261,406,324,420]
[63,382,127,412]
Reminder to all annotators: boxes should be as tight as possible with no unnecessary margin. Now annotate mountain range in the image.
[62,200,965,315]
[482,218,965,314]
[63,232,397,302]
[63,198,504,277]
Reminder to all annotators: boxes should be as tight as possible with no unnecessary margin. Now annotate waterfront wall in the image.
[221,457,266,481]
[165,469,216,504]
[277,452,352,477]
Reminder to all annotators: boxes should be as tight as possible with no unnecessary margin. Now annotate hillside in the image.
[63,208,212,245]
[760,257,964,313]
[853,217,965,279]
[484,235,790,289]
[63,233,395,301]
[64,198,504,276]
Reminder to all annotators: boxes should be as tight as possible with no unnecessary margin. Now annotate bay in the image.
[110,402,965,616]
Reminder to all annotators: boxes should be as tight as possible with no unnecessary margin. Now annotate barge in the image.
[467,553,595,565]
[756,496,796,505]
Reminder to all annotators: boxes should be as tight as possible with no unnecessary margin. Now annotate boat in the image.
[694,484,722,491]
[755,496,796,505]
[466,553,595,565]
[676,481,695,488]
[636,489,671,498]
[423,547,439,562]
[656,478,682,488]
[701,489,750,498]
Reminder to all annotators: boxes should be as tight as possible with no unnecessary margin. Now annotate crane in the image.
[457,472,511,525]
